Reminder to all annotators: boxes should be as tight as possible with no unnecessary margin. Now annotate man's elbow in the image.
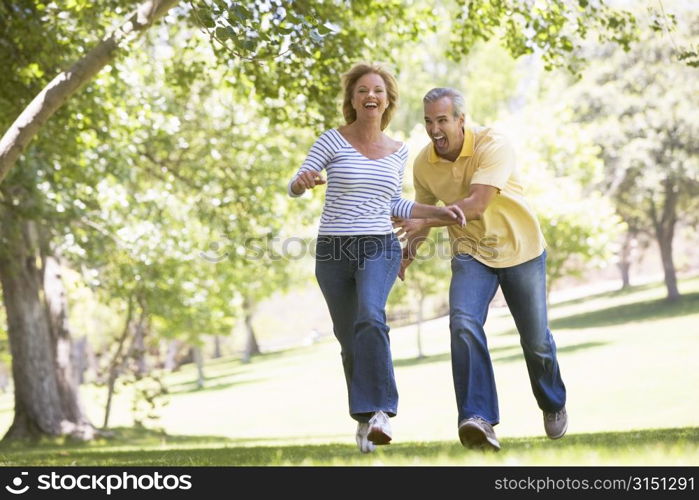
[467,193,496,220]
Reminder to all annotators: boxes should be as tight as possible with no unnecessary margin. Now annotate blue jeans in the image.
[315,234,402,422]
[449,250,566,425]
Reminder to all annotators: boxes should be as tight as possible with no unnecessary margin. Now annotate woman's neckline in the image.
[334,129,404,161]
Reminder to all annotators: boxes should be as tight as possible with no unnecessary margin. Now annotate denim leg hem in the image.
[351,409,397,422]
[540,402,566,413]
[459,413,499,426]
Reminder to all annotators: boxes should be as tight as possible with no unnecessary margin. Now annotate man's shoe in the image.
[356,422,376,453]
[458,416,501,451]
[367,410,392,445]
[543,407,568,439]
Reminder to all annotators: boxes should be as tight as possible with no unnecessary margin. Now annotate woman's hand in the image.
[392,217,426,241]
[434,204,466,226]
[292,171,326,194]
[397,255,414,281]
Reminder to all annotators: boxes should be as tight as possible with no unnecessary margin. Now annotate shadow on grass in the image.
[549,281,664,309]
[394,344,520,368]
[167,377,268,395]
[550,292,699,330]
[394,340,608,368]
[0,426,697,466]
[0,427,303,454]
[494,292,699,338]
[166,345,326,395]
[493,341,609,363]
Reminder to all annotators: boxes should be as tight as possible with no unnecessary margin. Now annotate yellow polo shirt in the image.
[413,126,545,268]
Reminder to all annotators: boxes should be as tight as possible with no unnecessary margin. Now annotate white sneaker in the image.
[367,410,392,445]
[356,422,376,453]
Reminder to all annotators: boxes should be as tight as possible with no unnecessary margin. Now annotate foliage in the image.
[0,0,133,123]
[393,36,520,134]
[191,0,438,132]
[647,0,699,67]
[535,187,622,292]
[567,14,699,298]
[516,107,623,291]
[388,228,451,323]
[572,28,699,229]
[448,0,638,74]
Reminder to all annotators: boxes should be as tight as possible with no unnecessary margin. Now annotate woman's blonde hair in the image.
[341,63,398,131]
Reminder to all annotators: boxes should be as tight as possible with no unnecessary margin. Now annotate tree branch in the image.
[0,0,181,184]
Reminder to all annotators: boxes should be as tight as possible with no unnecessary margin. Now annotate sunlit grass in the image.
[0,426,696,466]
[0,276,697,465]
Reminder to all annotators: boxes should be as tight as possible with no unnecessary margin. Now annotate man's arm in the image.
[396,184,499,244]
[394,184,499,280]
[454,183,499,221]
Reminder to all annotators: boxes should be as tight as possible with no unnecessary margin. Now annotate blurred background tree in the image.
[569,11,699,301]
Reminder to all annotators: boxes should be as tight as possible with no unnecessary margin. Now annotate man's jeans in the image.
[450,250,566,424]
[315,234,402,422]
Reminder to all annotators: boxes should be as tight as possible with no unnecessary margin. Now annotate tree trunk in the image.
[656,231,680,301]
[649,181,681,301]
[213,336,222,359]
[242,297,260,363]
[618,231,633,289]
[129,316,148,377]
[43,255,94,438]
[193,346,205,389]
[416,292,425,359]
[0,0,181,184]
[164,339,181,371]
[0,217,65,440]
[103,296,135,429]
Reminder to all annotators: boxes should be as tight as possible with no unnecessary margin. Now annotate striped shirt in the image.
[288,129,415,235]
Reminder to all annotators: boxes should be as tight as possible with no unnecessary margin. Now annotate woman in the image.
[288,63,464,453]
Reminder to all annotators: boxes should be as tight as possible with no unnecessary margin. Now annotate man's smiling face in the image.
[424,96,465,162]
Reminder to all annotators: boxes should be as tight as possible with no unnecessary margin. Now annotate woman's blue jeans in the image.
[315,234,401,423]
[449,250,566,424]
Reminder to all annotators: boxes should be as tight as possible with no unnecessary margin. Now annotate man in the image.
[394,87,567,451]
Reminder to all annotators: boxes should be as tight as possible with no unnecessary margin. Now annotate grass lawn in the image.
[0,277,698,465]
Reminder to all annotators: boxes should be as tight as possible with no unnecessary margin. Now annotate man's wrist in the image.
[425,217,443,228]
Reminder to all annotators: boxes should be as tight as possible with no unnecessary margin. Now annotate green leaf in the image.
[242,38,257,52]
[215,27,231,40]
[196,9,216,28]
[231,5,251,21]
[317,22,337,35]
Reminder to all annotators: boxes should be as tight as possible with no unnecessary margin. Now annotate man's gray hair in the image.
[423,88,466,119]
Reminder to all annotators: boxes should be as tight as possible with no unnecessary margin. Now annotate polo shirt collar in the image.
[428,127,475,163]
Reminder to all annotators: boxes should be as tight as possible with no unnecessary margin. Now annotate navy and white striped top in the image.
[288,129,415,235]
